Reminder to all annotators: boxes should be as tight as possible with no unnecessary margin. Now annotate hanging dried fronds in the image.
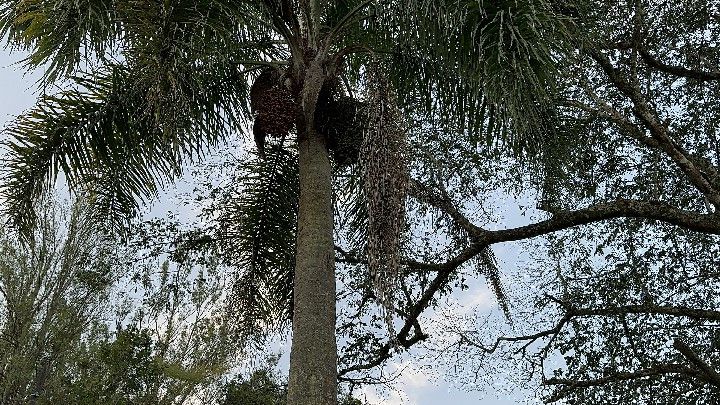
[361,62,409,336]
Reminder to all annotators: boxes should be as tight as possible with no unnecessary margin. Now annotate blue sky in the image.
[0,48,535,405]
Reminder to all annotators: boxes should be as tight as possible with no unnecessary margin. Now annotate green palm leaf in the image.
[374,0,577,156]
[0,0,118,82]
[1,0,285,236]
[210,145,299,335]
[1,59,250,234]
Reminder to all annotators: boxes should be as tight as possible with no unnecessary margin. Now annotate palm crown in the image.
[0,0,570,229]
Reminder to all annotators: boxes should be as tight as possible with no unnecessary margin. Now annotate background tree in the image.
[0,196,117,404]
[0,195,247,404]
[407,1,720,403]
[220,356,366,405]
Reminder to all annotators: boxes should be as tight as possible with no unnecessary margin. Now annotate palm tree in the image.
[0,0,574,404]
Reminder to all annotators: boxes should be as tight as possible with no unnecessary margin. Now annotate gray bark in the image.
[287,61,337,405]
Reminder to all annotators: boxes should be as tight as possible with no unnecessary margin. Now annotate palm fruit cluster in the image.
[250,67,366,164]
[250,68,297,156]
[315,81,366,166]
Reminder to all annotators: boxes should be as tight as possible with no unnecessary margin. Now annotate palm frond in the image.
[1,57,250,235]
[0,0,118,83]
[2,66,144,233]
[210,144,299,335]
[336,164,368,253]
[378,0,578,158]
[1,0,288,236]
[1,0,284,83]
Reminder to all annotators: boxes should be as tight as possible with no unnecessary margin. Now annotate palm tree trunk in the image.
[287,87,337,405]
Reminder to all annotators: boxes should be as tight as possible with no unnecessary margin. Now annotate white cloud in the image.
[357,386,410,405]
[356,359,438,405]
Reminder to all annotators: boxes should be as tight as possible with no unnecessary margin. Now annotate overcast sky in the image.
[0,47,538,405]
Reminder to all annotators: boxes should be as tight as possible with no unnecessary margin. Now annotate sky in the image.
[0,47,538,405]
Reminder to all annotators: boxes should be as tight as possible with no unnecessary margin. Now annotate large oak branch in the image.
[482,199,720,245]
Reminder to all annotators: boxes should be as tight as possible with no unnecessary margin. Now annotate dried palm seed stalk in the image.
[361,63,408,338]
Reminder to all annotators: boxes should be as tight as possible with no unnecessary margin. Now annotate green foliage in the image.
[0,0,577,349]
[0,0,118,82]
[1,0,278,235]
[221,362,368,405]
[65,328,164,404]
[223,369,286,405]
[540,225,720,404]
[0,0,576,237]
[0,192,246,404]
[1,57,251,235]
[210,145,299,336]
[376,0,578,157]
[0,196,119,403]
[423,1,720,402]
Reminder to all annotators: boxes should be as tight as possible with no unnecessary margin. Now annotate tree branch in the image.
[569,305,720,322]
[673,339,720,387]
[337,242,482,377]
[603,41,720,81]
[454,313,571,355]
[589,49,720,207]
[338,189,720,377]
[639,49,720,82]
[408,178,484,237]
[483,199,720,245]
[544,364,703,403]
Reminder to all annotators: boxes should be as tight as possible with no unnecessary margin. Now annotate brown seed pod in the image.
[315,81,367,166]
[250,68,297,156]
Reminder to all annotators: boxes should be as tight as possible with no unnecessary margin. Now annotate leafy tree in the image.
[3,0,720,404]
[62,256,243,405]
[411,1,720,403]
[0,196,118,404]
[0,194,244,404]
[221,360,366,405]
[65,327,165,405]
[222,368,286,405]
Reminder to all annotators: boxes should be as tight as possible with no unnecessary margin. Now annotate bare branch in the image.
[570,305,720,322]
[545,364,703,403]
[483,199,720,244]
[602,41,720,81]
[408,179,484,237]
[639,49,720,82]
[455,314,571,355]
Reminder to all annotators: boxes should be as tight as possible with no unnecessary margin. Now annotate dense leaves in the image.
[420,1,720,403]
